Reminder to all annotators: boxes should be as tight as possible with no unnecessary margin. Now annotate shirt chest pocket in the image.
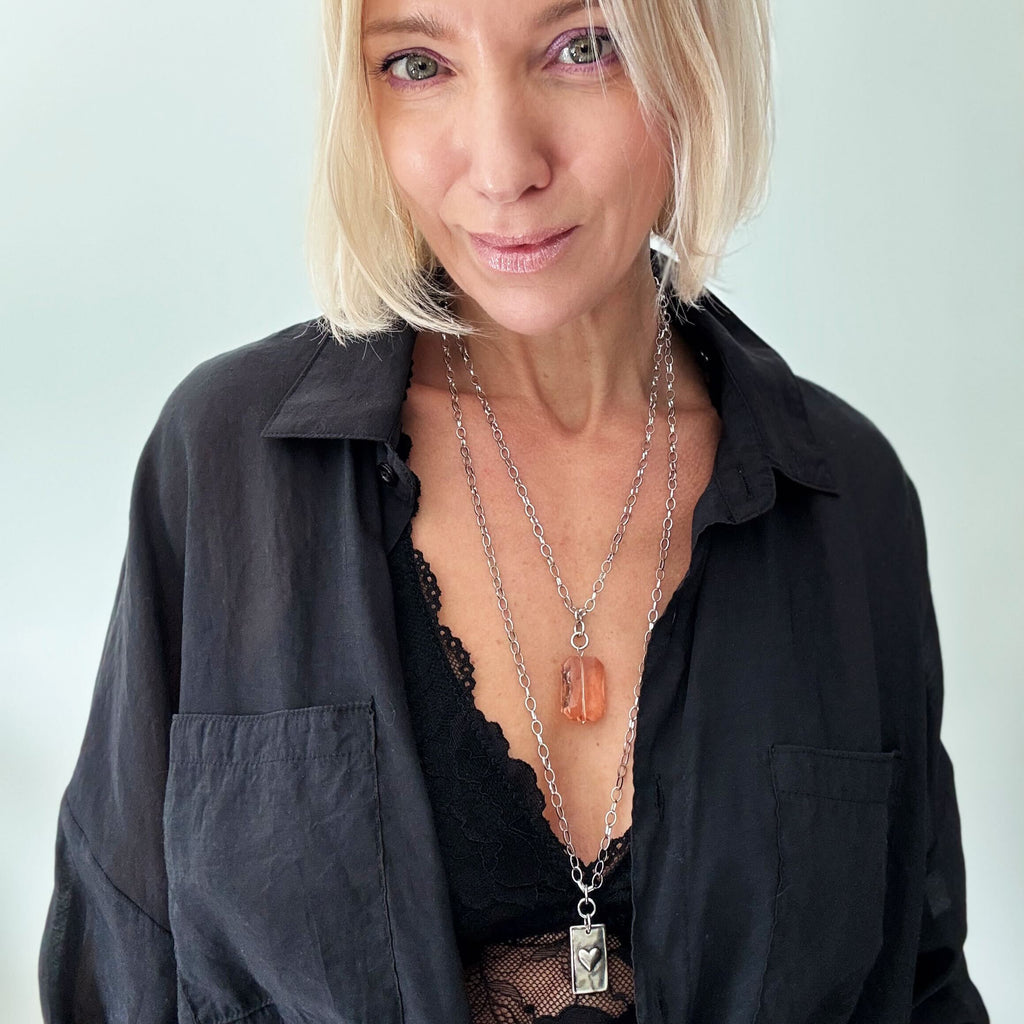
[164,703,401,1024]
[757,744,900,1024]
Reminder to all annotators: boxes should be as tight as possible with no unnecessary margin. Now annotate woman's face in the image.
[362,0,671,335]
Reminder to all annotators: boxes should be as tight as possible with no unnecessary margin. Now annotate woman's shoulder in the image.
[694,293,914,509]
[155,318,329,446]
[154,317,415,451]
[798,376,907,487]
[795,375,928,569]
[117,321,336,560]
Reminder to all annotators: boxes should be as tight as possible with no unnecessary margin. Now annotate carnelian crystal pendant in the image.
[560,655,607,723]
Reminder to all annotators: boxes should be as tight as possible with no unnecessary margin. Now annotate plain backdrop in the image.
[2,1,1021,1019]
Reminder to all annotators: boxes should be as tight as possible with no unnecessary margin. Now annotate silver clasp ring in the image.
[577,895,597,927]
[570,616,589,653]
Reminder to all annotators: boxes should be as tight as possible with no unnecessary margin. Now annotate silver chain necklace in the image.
[454,301,672,724]
[440,313,678,995]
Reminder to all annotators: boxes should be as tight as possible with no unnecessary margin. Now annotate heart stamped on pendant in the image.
[577,945,603,973]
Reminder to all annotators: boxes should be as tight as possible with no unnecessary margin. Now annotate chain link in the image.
[456,300,672,647]
[440,302,679,910]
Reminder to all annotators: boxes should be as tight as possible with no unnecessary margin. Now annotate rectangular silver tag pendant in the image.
[569,923,608,994]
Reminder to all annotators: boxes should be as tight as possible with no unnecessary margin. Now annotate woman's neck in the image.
[445,263,665,437]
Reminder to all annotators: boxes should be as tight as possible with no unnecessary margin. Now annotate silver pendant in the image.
[569,923,608,994]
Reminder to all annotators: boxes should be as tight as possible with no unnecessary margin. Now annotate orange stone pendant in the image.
[560,655,607,724]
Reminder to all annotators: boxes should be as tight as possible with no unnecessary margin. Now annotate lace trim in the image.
[409,541,632,877]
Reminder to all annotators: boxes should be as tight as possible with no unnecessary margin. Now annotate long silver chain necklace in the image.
[440,312,678,995]
[453,301,672,725]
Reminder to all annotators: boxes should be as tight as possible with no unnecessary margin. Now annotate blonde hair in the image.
[307,0,773,339]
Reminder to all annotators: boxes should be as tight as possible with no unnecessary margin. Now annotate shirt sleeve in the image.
[906,482,988,1023]
[39,413,187,1023]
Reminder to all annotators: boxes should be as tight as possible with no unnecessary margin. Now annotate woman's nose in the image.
[462,83,553,204]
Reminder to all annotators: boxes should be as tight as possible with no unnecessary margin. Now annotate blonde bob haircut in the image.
[308,0,772,339]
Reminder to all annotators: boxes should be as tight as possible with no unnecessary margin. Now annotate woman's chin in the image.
[458,294,589,340]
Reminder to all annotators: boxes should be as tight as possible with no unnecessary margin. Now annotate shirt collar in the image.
[261,322,417,445]
[678,292,838,529]
[261,286,838,511]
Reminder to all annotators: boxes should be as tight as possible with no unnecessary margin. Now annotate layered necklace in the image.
[440,296,678,995]
[453,305,672,724]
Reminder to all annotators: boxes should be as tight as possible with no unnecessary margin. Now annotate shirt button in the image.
[377,462,398,486]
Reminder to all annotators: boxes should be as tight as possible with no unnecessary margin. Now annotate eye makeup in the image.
[371,27,618,90]
[547,28,618,70]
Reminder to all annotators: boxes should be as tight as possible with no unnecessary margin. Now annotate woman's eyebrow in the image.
[536,0,593,29]
[363,12,454,41]
[363,0,593,41]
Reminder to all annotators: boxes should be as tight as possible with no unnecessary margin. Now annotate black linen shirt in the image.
[39,288,987,1024]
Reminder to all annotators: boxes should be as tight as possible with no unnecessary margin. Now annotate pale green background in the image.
[2,1,1021,1020]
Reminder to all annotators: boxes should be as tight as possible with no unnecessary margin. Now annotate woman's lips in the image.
[468,227,576,274]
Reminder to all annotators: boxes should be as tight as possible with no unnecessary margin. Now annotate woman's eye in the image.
[557,33,615,66]
[388,53,440,81]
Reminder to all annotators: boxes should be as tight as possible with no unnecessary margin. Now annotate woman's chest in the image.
[404,388,718,862]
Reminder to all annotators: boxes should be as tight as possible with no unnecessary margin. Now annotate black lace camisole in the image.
[388,524,636,1023]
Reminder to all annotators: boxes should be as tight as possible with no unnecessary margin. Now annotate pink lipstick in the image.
[469,227,576,274]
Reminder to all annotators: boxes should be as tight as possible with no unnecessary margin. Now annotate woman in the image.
[39,0,987,1021]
